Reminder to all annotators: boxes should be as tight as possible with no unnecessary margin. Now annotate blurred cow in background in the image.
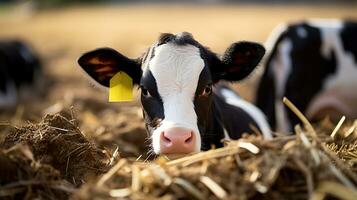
[256,20,357,132]
[0,40,42,109]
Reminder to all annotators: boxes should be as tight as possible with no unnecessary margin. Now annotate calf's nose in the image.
[160,127,195,154]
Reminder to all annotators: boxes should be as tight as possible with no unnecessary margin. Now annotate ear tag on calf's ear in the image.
[109,72,133,102]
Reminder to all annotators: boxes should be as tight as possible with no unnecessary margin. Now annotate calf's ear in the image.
[218,41,265,81]
[78,48,142,87]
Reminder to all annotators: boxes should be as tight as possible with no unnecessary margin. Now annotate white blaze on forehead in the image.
[149,43,204,154]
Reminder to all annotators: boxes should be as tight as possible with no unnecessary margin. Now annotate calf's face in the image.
[78,33,265,155]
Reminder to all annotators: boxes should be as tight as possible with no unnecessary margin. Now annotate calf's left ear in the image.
[77,48,142,87]
[218,41,265,81]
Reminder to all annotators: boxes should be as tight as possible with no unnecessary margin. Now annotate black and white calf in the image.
[256,20,357,132]
[0,40,41,108]
[78,32,272,155]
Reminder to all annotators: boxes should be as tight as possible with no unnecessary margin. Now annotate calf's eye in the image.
[201,84,212,97]
[141,87,151,97]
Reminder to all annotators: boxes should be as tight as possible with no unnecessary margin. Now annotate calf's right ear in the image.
[77,48,142,87]
[217,42,265,82]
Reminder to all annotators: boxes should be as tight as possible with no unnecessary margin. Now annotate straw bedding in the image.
[1,103,357,199]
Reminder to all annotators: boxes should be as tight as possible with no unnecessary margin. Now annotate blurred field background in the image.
[1,0,357,158]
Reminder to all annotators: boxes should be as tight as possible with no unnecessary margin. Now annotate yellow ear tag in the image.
[109,72,133,102]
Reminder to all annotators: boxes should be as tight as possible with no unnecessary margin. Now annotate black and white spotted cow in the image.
[256,20,357,132]
[78,32,272,155]
[0,40,41,108]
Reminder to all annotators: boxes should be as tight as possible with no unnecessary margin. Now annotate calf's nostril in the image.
[162,132,171,143]
[184,132,193,143]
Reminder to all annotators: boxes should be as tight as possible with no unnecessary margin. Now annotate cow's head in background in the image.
[78,32,265,155]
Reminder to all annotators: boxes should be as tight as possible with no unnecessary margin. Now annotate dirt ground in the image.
[1,4,357,199]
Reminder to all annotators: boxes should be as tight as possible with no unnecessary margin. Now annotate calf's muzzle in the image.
[159,127,195,154]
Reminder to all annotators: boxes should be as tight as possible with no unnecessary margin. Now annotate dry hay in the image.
[0,144,73,199]
[72,122,357,200]
[0,113,111,199]
[1,104,357,199]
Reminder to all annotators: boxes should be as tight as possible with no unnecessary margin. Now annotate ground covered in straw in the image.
[1,110,357,199]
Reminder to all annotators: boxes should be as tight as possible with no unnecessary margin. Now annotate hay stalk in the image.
[200,176,227,199]
[283,97,317,137]
[96,159,126,187]
[331,116,346,138]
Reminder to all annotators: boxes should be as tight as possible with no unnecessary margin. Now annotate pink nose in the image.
[160,127,195,154]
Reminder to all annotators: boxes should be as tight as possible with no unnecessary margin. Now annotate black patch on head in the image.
[193,67,213,141]
[140,69,164,133]
[157,32,200,47]
[340,21,357,63]
[157,33,176,46]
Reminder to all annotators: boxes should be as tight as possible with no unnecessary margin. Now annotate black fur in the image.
[340,21,357,63]
[0,40,41,106]
[221,42,265,81]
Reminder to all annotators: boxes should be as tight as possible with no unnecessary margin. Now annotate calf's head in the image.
[78,32,265,155]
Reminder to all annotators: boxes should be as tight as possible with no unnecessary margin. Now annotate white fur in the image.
[261,23,292,133]
[271,38,293,132]
[149,43,204,154]
[221,88,272,139]
[264,23,288,59]
[223,127,231,140]
[307,19,343,30]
